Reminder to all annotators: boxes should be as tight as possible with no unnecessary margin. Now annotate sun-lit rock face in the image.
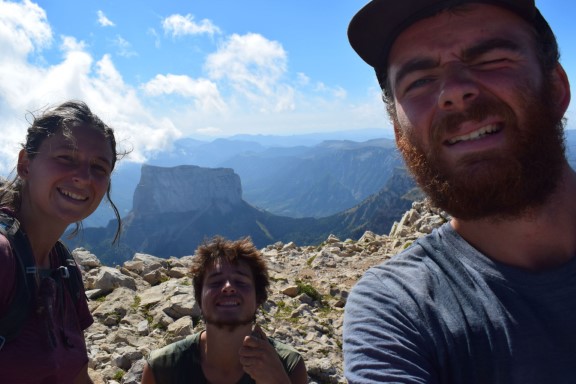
[132,165,242,215]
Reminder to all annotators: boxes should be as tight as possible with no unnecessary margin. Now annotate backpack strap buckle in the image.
[56,266,70,279]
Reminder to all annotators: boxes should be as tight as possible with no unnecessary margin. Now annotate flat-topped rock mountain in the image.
[133,165,242,216]
[77,200,448,384]
[66,165,418,265]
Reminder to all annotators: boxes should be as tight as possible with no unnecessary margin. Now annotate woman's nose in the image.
[72,163,91,183]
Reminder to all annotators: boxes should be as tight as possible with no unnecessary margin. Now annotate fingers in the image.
[250,323,267,340]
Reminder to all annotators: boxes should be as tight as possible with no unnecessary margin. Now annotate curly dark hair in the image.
[191,236,270,308]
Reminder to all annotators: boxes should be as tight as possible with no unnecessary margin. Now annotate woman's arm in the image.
[141,363,158,384]
[73,363,94,384]
[289,359,308,384]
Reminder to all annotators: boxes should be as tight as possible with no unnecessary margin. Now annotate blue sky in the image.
[0,0,574,171]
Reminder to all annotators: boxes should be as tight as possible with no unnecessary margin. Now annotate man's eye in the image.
[475,58,510,68]
[405,77,433,92]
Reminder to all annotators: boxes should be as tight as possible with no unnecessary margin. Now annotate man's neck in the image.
[201,324,252,377]
[451,166,576,270]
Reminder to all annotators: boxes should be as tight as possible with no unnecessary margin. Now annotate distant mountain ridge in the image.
[86,135,402,227]
[86,130,576,228]
[66,165,418,265]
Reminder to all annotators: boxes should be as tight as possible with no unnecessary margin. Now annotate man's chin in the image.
[204,316,255,331]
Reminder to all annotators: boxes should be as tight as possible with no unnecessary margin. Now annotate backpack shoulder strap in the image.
[54,241,85,304]
[0,212,37,351]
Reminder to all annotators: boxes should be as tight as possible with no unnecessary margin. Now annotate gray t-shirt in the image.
[343,223,576,383]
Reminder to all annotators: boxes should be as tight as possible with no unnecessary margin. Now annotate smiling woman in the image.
[0,100,124,383]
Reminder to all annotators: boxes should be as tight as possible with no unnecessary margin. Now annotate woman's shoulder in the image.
[0,233,17,311]
[0,233,15,271]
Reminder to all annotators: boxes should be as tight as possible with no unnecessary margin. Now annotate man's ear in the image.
[17,149,30,179]
[550,64,571,118]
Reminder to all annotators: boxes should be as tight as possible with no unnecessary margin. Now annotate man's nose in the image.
[438,64,479,111]
[222,280,236,293]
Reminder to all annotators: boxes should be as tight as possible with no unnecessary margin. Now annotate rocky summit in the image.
[79,200,448,384]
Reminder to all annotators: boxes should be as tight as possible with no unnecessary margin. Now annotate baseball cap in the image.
[348,0,540,87]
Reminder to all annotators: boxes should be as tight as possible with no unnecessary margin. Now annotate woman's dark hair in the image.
[0,100,125,243]
[191,236,270,308]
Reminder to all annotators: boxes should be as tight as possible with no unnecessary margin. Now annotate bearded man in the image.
[141,236,307,384]
[343,0,576,383]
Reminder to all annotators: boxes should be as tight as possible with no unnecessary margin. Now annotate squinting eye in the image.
[406,77,433,92]
[92,164,110,176]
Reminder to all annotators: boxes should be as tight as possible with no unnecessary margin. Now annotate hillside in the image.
[79,200,447,384]
[85,136,402,228]
[65,166,418,265]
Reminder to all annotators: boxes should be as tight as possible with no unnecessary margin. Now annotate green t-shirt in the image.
[147,331,304,384]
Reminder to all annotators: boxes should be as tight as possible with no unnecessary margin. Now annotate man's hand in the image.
[238,324,291,384]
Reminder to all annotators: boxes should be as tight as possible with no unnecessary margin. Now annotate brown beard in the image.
[203,313,256,331]
[395,79,566,221]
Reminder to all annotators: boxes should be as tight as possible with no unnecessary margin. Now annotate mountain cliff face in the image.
[132,165,242,216]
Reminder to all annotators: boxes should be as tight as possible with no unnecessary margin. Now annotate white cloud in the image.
[162,14,220,38]
[0,0,393,173]
[141,74,227,112]
[112,35,137,58]
[60,35,86,52]
[148,28,161,49]
[0,1,181,173]
[97,10,115,27]
[0,0,52,59]
[296,72,310,86]
[205,33,294,112]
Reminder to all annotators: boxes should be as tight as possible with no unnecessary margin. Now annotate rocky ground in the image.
[79,200,449,384]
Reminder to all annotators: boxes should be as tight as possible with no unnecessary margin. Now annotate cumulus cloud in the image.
[162,14,220,38]
[0,0,52,59]
[0,0,392,173]
[141,74,227,112]
[205,33,294,112]
[97,10,114,27]
[0,1,181,173]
